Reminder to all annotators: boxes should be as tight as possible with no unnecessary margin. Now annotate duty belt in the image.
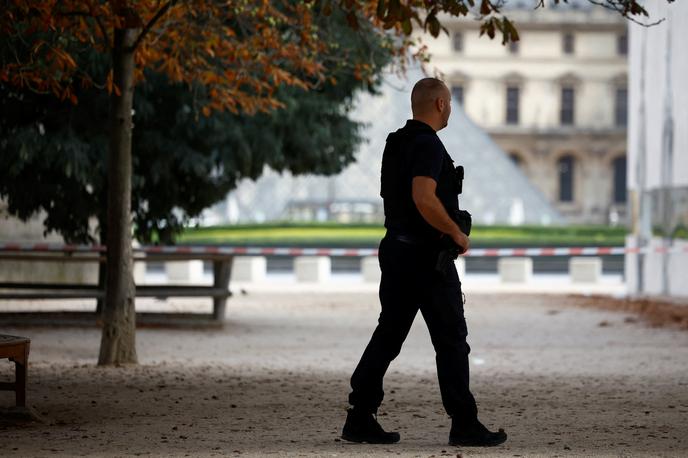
[386,230,430,246]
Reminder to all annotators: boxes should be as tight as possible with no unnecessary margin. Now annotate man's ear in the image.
[436,97,445,112]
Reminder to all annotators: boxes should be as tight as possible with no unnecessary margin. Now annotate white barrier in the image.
[0,243,652,257]
[165,260,204,284]
[569,257,602,283]
[498,257,533,283]
[295,256,331,282]
[361,256,381,283]
[231,256,266,283]
[133,259,146,285]
[1,244,633,287]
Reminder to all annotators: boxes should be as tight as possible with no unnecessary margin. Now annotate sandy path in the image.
[1,292,687,457]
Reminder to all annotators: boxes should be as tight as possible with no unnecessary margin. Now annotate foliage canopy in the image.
[1,10,393,243]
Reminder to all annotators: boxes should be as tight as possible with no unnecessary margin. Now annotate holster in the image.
[434,209,472,276]
[454,209,472,237]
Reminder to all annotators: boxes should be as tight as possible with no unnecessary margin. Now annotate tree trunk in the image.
[98,28,139,365]
[96,224,107,318]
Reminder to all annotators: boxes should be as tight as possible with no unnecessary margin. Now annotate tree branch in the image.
[84,0,111,49]
[93,14,112,49]
[131,0,177,51]
[585,0,666,27]
[57,10,112,51]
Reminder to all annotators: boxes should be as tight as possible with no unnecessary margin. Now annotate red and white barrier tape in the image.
[0,243,687,257]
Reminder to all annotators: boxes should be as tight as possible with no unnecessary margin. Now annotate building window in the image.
[612,156,627,204]
[509,152,522,167]
[451,85,464,106]
[508,40,519,55]
[506,86,519,125]
[560,87,575,125]
[452,32,463,52]
[563,32,575,55]
[557,155,575,202]
[615,87,627,127]
[617,33,628,56]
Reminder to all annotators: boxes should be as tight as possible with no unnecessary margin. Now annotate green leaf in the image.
[427,15,441,37]
[505,18,520,42]
[402,17,412,35]
[495,19,504,33]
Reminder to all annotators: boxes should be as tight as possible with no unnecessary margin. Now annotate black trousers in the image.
[348,235,478,424]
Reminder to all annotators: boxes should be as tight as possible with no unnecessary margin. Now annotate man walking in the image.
[341,78,507,447]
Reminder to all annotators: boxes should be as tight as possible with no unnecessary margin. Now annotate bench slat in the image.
[0,286,231,300]
[0,252,233,323]
[0,291,105,299]
[0,282,99,290]
[137,287,232,298]
[0,335,31,346]
[0,254,233,262]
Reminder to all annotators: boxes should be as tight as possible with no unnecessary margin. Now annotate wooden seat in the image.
[0,250,234,322]
[0,334,30,407]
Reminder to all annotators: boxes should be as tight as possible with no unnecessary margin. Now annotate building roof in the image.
[440,0,624,27]
[502,0,595,11]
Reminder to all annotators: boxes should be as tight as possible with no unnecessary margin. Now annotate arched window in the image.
[563,32,575,55]
[509,40,519,55]
[560,86,575,125]
[617,33,628,56]
[612,156,627,204]
[615,87,627,127]
[506,86,519,125]
[557,155,575,202]
[453,32,464,52]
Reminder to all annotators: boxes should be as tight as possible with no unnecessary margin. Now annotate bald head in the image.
[411,77,451,131]
[411,78,449,116]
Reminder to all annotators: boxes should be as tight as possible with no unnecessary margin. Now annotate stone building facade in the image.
[422,2,628,224]
[218,66,561,226]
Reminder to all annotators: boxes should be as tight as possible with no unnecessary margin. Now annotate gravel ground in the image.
[1,292,687,457]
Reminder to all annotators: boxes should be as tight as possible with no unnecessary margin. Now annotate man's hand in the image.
[412,176,468,253]
[451,230,470,254]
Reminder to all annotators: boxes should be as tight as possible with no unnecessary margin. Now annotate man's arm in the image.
[412,176,469,253]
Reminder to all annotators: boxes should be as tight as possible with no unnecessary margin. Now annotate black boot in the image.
[341,408,400,444]
[448,419,507,447]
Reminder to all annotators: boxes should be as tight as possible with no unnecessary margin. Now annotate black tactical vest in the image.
[380,121,459,241]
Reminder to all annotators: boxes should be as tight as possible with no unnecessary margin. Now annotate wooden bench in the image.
[0,249,233,323]
[0,334,30,407]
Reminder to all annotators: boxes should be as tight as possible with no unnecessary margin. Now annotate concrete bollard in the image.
[669,240,688,296]
[295,256,331,282]
[644,237,669,296]
[361,256,381,283]
[133,259,147,285]
[231,256,267,283]
[165,260,204,283]
[569,257,602,283]
[132,240,145,285]
[498,257,532,283]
